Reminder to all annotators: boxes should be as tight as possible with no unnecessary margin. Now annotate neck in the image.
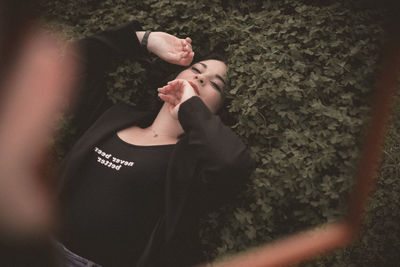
[147,103,184,139]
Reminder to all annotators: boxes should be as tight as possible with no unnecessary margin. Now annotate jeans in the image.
[53,240,102,267]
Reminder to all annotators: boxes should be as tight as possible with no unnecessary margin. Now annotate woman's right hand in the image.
[157,79,197,119]
[139,31,194,66]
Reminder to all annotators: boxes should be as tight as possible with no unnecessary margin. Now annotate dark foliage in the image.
[37,0,400,265]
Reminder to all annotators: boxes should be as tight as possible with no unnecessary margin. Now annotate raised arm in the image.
[66,21,148,144]
[178,96,256,213]
[158,79,255,213]
[72,23,194,96]
[71,22,194,108]
[66,21,194,148]
[75,21,148,79]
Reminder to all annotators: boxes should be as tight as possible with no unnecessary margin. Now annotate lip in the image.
[188,81,200,95]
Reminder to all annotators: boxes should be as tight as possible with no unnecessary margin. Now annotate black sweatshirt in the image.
[59,134,175,266]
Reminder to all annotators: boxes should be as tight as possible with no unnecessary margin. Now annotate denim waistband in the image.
[53,240,103,267]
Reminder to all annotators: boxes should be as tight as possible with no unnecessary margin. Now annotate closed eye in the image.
[191,66,201,73]
[192,66,222,93]
[211,81,222,93]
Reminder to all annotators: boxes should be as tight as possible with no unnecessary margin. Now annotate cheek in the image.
[175,70,190,80]
[202,90,222,113]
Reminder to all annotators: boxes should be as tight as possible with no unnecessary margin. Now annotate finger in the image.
[181,51,189,58]
[158,93,172,104]
[167,80,185,98]
[184,50,194,59]
[162,82,176,90]
[182,39,192,51]
[181,48,193,58]
[169,79,186,91]
[158,87,176,96]
[172,79,187,98]
[180,51,194,66]
[186,41,192,50]
[182,40,191,52]
[160,83,180,94]
[167,79,182,86]
[184,44,192,53]
[160,82,183,97]
[158,93,180,106]
[181,39,187,51]
[185,37,192,44]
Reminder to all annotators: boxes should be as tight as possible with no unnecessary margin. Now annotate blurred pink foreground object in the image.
[0,26,77,238]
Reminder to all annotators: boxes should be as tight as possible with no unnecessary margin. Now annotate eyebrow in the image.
[198,62,227,85]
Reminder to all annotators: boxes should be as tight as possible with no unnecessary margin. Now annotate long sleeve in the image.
[178,96,256,213]
[66,21,149,144]
[136,98,255,267]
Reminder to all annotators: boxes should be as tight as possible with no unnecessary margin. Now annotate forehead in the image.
[197,59,227,76]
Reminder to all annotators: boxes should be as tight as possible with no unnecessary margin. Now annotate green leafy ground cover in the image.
[38,0,400,265]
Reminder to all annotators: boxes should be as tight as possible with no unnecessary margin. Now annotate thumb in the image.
[168,102,180,119]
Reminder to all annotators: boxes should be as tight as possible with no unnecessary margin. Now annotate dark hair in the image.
[143,51,235,126]
[196,52,235,125]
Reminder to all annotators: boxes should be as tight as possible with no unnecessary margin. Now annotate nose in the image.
[195,75,204,85]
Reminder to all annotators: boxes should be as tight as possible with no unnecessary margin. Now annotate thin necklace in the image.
[150,127,159,137]
[150,127,173,138]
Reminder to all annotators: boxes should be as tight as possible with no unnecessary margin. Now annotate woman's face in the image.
[175,59,227,113]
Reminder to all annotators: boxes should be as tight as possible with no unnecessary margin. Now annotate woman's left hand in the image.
[157,79,197,119]
[147,32,194,66]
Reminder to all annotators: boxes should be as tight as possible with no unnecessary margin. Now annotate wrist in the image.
[135,31,152,53]
[135,31,145,43]
[146,32,157,54]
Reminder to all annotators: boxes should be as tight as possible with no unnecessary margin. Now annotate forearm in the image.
[178,96,252,168]
[178,96,255,213]
[74,21,148,80]
[66,22,148,143]
[89,21,146,58]
[135,31,159,55]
